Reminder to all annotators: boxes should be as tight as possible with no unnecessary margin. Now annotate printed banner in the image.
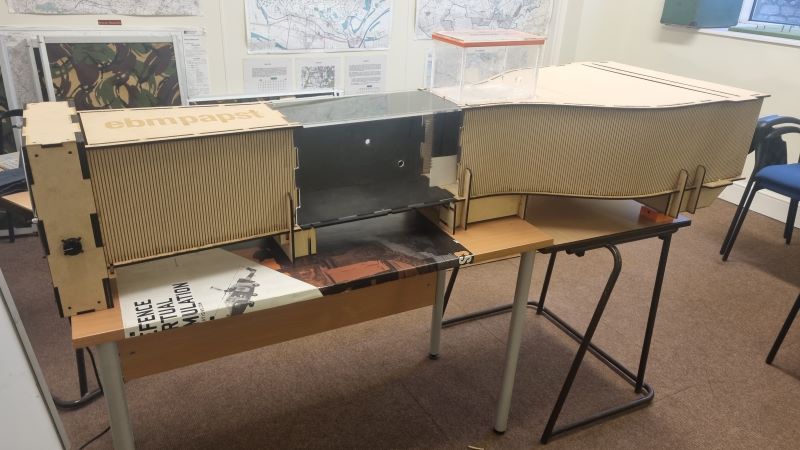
[117,248,322,338]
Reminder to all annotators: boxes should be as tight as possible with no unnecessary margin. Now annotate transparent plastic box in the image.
[430,30,546,105]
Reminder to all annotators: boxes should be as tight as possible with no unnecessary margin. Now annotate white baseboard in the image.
[719,180,800,229]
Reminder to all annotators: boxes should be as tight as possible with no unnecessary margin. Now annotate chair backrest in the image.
[751,115,800,174]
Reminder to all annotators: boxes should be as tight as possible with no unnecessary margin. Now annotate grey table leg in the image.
[494,250,535,433]
[96,342,135,450]
[429,269,447,359]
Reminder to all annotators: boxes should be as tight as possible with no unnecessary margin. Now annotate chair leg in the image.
[767,293,800,365]
[784,199,798,245]
[722,184,759,261]
[721,178,756,255]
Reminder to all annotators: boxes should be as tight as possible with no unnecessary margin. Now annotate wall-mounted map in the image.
[246,0,392,53]
[0,65,14,153]
[2,35,41,109]
[46,42,181,110]
[415,0,552,39]
[7,0,199,15]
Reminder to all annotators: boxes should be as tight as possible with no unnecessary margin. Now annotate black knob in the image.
[62,237,83,256]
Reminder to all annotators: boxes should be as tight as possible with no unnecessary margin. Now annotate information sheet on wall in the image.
[415,0,552,39]
[296,57,339,91]
[345,55,386,95]
[245,0,392,53]
[243,59,291,94]
[183,31,211,99]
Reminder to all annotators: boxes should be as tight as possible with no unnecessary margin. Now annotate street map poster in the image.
[415,0,552,39]
[246,0,392,53]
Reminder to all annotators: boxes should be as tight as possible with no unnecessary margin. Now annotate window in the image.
[745,0,800,25]
[733,0,800,39]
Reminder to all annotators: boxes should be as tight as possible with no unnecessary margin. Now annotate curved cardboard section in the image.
[459,98,763,203]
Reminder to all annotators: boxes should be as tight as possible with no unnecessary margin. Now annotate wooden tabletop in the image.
[452,216,553,263]
[0,191,33,212]
[72,211,553,348]
[525,196,690,249]
[72,307,122,348]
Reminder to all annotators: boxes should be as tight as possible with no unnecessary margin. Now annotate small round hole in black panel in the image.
[396,160,405,168]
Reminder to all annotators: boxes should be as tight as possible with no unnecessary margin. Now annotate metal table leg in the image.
[95,342,135,450]
[443,229,677,443]
[429,269,448,359]
[441,266,460,316]
[536,253,557,314]
[540,245,621,443]
[635,234,672,392]
[493,250,536,433]
[5,208,14,243]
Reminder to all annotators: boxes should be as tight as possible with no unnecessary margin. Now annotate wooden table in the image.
[443,197,691,443]
[0,191,32,242]
[71,211,552,449]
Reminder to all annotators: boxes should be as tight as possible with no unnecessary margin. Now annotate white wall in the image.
[0,273,67,449]
[0,1,448,95]
[566,0,800,227]
[1,1,569,96]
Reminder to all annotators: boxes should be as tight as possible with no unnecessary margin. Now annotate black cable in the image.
[77,348,112,449]
[51,388,103,410]
[85,348,102,390]
[78,426,110,449]
[51,348,104,410]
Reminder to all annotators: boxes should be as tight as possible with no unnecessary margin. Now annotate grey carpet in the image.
[1,199,798,449]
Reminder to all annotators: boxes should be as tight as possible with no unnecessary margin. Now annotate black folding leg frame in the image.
[4,207,13,242]
[442,224,683,444]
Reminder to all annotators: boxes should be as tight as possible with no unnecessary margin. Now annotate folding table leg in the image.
[540,245,622,444]
[494,250,536,433]
[95,342,135,450]
[635,234,671,392]
[536,252,557,314]
[6,208,14,243]
[429,269,448,359]
[441,266,460,316]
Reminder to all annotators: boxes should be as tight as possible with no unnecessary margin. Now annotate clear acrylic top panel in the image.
[430,30,546,106]
[272,91,460,127]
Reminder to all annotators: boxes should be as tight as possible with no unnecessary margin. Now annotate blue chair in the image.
[720,116,800,261]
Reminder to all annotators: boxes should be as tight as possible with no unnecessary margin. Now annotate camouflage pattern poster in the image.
[45,42,182,110]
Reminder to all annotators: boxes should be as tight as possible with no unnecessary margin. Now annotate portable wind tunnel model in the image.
[21,61,766,317]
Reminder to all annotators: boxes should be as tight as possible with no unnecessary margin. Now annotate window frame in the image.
[738,0,800,27]
[738,0,757,24]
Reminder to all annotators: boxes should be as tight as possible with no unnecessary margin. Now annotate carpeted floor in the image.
[1,200,799,449]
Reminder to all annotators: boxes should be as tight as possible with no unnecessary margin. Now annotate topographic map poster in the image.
[415,0,552,39]
[246,0,392,53]
[7,0,200,15]
[0,34,40,108]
